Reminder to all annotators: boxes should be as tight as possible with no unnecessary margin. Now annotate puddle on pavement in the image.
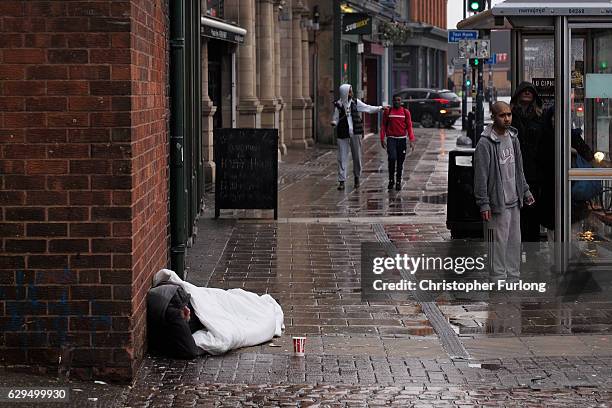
[443,296,612,336]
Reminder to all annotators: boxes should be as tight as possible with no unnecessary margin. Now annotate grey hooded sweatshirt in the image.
[473,124,533,214]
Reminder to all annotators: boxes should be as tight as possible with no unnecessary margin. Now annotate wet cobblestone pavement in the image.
[3,129,612,406]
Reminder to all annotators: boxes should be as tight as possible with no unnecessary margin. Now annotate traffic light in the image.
[468,0,486,13]
[469,58,480,68]
[466,79,472,87]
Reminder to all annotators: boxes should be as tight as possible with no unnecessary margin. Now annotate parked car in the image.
[393,88,461,128]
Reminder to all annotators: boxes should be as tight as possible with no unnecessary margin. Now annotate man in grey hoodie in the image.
[474,101,535,282]
[331,84,385,190]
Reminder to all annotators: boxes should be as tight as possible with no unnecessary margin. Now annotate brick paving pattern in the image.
[2,129,612,406]
[125,384,610,407]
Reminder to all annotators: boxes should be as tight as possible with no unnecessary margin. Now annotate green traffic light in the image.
[469,0,485,12]
[466,80,471,86]
[474,59,479,66]
[601,61,608,69]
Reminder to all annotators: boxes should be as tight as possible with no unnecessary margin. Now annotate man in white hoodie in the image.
[331,84,385,190]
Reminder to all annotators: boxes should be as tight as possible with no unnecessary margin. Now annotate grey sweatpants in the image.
[337,133,362,182]
[485,205,521,282]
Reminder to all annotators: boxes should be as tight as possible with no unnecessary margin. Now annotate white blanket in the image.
[153,269,284,355]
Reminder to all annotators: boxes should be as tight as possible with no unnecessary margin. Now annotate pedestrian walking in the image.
[380,94,415,191]
[474,101,535,282]
[331,84,385,190]
[510,82,547,243]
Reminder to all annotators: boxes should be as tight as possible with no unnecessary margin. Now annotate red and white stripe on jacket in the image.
[381,107,415,143]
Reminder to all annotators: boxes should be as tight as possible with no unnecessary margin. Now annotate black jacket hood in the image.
[511,81,543,108]
[147,283,180,323]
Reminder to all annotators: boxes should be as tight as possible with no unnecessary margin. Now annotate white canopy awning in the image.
[201,17,246,44]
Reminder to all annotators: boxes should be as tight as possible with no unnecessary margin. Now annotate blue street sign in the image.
[485,54,497,65]
[448,30,479,43]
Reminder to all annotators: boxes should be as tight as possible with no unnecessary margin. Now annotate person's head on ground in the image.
[491,101,512,133]
[339,84,353,104]
[167,287,192,322]
[511,81,543,116]
[392,94,402,109]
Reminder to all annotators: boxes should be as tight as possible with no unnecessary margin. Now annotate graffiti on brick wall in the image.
[2,268,113,358]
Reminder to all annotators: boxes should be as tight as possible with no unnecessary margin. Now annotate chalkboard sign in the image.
[214,128,278,219]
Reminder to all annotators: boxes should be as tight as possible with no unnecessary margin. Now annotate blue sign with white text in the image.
[485,54,497,65]
[448,30,479,43]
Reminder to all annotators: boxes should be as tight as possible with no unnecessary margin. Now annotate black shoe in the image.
[337,181,345,190]
[395,181,401,191]
[388,180,394,190]
[354,177,360,188]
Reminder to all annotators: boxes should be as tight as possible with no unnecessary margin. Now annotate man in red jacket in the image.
[381,95,415,191]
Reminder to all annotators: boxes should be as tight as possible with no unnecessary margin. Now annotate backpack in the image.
[571,154,603,201]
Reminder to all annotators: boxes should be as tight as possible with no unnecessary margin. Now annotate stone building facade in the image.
[392,0,448,91]
[201,0,316,185]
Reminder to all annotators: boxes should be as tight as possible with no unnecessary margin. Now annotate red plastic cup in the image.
[292,336,306,356]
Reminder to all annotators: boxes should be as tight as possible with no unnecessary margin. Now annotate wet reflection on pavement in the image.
[180,127,612,396]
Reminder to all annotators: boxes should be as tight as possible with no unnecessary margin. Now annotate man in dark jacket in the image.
[510,82,548,242]
[538,106,596,232]
[147,283,206,359]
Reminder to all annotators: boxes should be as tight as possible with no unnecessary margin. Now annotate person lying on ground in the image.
[147,269,284,358]
[147,282,206,359]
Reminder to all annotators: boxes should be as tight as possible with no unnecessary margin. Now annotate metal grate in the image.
[372,223,471,360]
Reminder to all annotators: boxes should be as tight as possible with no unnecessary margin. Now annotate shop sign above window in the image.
[342,13,372,35]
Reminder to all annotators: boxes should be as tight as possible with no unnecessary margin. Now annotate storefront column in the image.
[291,0,307,148]
[236,0,263,127]
[428,48,434,88]
[301,12,313,146]
[258,0,280,135]
[274,0,287,155]
[417,46,424,87]
[280,3,293,152]
[382,46,389,105]
[201,38,216,183]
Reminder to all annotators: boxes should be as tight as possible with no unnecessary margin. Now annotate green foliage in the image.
[378,21,412,46]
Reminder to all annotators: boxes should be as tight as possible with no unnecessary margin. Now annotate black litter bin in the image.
[446,149,483,239]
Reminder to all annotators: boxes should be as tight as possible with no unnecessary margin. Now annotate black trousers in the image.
[387,137,407,182]
[520,184,541,243]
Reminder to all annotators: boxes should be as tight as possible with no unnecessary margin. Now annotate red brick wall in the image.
[411,0,447,29]
[128,0,171,371]
[0,0,169,381]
